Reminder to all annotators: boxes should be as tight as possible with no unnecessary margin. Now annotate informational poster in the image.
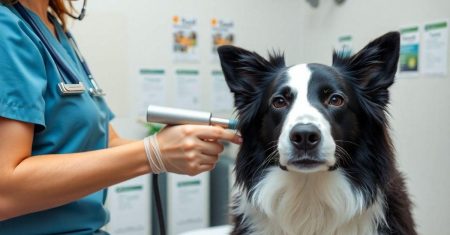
[421,20,449,76]
[211,18,235,62]
[334,35,352,58]
[175,70,201,109]
[138,69,166,117]
[106,176,151,235]
[172,16,199,62]
[211,70,234,114]
[399,26,420,76]
[167,172,209,235]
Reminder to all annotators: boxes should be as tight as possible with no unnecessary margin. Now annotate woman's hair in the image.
[1,0,75,30]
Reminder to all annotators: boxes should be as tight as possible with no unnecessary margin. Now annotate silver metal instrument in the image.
[147,105,238,129]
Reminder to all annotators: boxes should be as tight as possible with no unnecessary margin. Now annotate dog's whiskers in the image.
[249,145,279,184]
[335,144,352,166]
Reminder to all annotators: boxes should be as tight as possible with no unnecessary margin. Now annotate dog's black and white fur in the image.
[218,32,416,235]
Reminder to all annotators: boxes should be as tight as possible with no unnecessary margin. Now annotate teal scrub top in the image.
[0,4,114,235]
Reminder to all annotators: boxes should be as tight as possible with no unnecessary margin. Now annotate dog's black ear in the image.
[333,32,400,108]
[218,45,285,128]
[218,45,285,92]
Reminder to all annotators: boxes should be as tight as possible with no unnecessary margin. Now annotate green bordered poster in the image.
[399,26,420,77]
[175,69,201,109]
[139,69,166,117]
[422,20,448,76]
[211,70,233,114]
[167,172,209,235]
[106,176,151,235]
[335,35,352,58]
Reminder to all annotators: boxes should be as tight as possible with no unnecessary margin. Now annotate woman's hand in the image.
[155,125,242,176]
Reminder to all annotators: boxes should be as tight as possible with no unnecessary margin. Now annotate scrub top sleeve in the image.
[104,100,115,122]
[0,10,47,131]
[107,105,115,121]
[97,96,115,121]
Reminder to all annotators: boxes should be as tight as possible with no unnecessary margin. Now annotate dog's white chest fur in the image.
[234,168,386,235]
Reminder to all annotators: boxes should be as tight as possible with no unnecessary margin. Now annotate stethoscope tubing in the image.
[14,3,80,84]
[13,2,104,96]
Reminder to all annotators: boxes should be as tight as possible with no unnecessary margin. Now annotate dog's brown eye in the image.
[272,97,288,109]
[328,94,344,107]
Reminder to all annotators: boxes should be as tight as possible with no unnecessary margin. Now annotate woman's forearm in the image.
[0,140,150,221]
[0,121,240,221]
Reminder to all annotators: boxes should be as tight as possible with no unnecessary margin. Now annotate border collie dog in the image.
[218,32,416,235]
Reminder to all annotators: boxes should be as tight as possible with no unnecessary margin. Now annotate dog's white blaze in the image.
[278,64,336,172]
[234,167,386,235]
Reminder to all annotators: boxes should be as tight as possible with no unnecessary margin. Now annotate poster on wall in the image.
[421,20,448,76]
[167,172,209,235]
[106,176,151,235]
[175,69,201,110]
[211,18,235,62]
[334,35,352,58]
[172,16,199,62]
[138,69,166,117]
[211,70,234,114]
[399,26,420,77]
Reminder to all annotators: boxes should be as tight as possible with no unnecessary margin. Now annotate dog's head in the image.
[218,32,400,174]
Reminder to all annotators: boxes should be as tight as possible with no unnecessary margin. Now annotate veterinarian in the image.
[0,0,241,234]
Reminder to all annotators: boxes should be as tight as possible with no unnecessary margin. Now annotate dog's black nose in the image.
[289,124,321,151]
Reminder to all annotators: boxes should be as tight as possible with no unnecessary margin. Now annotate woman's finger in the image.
[196,140,224,156]
[199,153,219,165]
[189,126,242,144]
[198,163,216,172]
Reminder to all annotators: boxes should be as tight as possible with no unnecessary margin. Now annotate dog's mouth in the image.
[279,157,333,173]
[290,158,326,168]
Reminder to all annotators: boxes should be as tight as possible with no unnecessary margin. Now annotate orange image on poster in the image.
[211,18,235,61]
[173,16,199,62]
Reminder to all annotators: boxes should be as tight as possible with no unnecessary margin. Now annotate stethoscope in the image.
[14,1,105,97]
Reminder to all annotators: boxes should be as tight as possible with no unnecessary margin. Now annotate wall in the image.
[71,0,303,120]
[295,1,450,234]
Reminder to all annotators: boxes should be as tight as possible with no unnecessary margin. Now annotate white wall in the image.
[71,0,450,234]
[295,1,450,234]
[72,0,303,119]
